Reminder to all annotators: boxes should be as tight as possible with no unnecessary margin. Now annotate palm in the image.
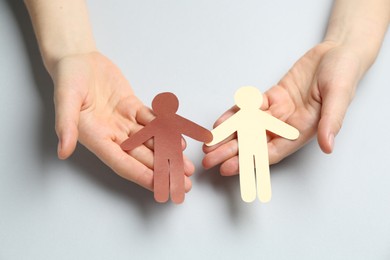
[266,41,359,162]
[203,41,360,175]
[263,43,332,163]
[54,52,193,191]
[76,54,149,158]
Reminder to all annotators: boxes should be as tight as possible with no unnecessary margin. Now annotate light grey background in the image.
[1,0,390,259]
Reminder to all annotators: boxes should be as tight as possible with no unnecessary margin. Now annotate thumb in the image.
[317,81,356,154]
[54,87,82,159]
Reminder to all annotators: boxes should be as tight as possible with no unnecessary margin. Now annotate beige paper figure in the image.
[207,86,299,203]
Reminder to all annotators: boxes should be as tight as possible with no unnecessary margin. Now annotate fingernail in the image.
[328,133,335,152]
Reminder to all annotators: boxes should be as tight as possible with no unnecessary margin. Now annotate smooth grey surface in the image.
[1,0,390,259]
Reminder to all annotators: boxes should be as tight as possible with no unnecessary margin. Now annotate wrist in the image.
[42,41,97,77]
[324,0,390,72]
[324,20,386,71]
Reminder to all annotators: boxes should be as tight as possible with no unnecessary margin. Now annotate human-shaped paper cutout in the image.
[121,92,212,204]
[206,86,299,203]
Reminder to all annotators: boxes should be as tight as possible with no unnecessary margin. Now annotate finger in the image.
[54,86,82,160]
[181,138,187,150]
[219,156,239,176]
[184,154,195,177]
[317,81,355,154]
[264,86,295,121]
[213,105,239,128]
[202,106,238,153]
[89,138,193,193]
[126,123,155,150]
[136,105,155,125]
[132,105,156,149]
[126,145,154,169]
[92,139,155,190]
[184,176,192,193]
[267,136,306,165]
[203,132,236,153]
[202,139,238,169]
[261,92,270,110]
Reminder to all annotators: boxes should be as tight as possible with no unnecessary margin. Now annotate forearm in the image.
[324,0,390,72]
[24,0,96,75]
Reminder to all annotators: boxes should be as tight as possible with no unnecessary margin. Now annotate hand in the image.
[52,52,194,191]
[203,41,363,175]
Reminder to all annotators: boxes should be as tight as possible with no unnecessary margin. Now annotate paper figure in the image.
[206,86,299,203]
[121,92,212,204]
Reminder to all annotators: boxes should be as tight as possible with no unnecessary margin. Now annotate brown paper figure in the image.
[206,86,299,203]
[121,92,212,204]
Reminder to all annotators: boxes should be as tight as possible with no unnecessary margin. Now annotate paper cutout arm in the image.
[176,115,213,143]
[120,122,155,151]
[263,113,299,140]
[206,112,240,146]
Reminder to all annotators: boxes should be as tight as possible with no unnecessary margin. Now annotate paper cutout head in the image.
[235,86,263,109]
[152,92,179,115]
[207,86,299,203]
[121,92,212,204]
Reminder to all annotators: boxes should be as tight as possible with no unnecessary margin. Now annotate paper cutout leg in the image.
[154,157,170,203]
[169,153,185,204]
[254,152,272,203]
[239,149,257,203]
